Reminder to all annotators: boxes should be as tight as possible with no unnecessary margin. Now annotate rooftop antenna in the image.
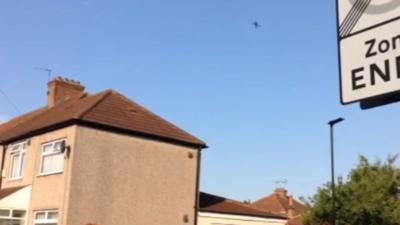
[35,67,52,82]
[274,179,288,189]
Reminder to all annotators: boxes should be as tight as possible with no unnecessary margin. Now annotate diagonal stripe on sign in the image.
[339,0,371,38]
[339,0,364,34]
[341,0,370,36]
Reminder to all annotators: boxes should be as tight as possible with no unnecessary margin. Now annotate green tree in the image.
[304,155,400,225]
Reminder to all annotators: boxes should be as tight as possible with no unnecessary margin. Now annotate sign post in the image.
[337,0,400,108]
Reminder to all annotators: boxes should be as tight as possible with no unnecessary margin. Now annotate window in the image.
[9,142,27,180]
[39,140,65,175]
[0,209,26,225]
[34,210,58,225]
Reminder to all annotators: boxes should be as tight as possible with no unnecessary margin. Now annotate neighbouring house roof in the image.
[0,186,26,199]
[199,192,287,220]
[251,189,307,223]
[0,90,206,148]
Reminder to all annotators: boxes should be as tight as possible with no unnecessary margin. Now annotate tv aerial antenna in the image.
[35,67,53,82]
[274,179,288,189]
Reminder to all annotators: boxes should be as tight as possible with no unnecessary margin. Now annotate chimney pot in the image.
[47,76,85,107]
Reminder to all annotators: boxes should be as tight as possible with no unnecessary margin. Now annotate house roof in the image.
[199,192,287,220]
[251,189,307,219]
[0,90,206,148]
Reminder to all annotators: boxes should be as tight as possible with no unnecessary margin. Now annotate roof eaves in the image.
[75,119,206,149]
[111,91,207,147]
[0,119,78,145]
[199,209,287,220]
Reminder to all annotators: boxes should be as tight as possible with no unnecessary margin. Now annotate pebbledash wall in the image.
[66,126,199,225]
[0,125,199,225]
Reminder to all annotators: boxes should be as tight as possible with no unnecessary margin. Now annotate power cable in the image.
[0,88,21,114]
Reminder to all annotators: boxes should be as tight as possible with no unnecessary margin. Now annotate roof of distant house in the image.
[251,188,307,219]
[0,79,206,148]
[199,192,287,220]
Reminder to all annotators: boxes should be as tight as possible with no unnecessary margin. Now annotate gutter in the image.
[0,119,207,150]
[198,210,288,220]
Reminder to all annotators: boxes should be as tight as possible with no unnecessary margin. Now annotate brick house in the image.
[0,77,206,225]
[251,189,307,225]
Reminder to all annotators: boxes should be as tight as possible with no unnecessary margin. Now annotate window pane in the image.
[18,153,25,177]
[41,154,63,174]
[0,210,10,217]
[35,212,46,220]
[11,145,19,151]
[34,210,58,225]
[41,155,52,173]
[10,154,20,178]
[42,144,53,154]
[53,141,63,153]
[11,210,25,218]
[47,212,58,220]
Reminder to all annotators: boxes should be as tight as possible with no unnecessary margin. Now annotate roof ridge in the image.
[76,90,113,119]
[110,90,206,147]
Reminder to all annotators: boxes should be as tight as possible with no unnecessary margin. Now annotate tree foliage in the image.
[304,155,400,225]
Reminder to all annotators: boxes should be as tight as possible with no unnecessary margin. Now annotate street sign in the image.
[337,0,400,105]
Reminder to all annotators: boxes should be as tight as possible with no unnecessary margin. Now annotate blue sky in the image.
[1,0,400,202]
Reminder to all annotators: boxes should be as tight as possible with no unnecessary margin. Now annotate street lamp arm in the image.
[328,117,345,126]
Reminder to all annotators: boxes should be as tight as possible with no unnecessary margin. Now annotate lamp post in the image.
[328,117,344,225]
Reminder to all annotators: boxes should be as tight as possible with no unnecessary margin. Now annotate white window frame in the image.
[9,142,27,180]
[39,139,66,176]
[0,208,27,225]
[33,210,58,225]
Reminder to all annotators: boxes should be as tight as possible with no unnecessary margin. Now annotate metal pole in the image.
[330,124,336,225]
[328,117,344,225]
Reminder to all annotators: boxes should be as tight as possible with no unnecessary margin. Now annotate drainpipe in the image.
[193,148,202,225]
[0,144,7,189]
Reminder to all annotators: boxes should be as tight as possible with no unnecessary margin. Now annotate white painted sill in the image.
[37,171,63,177]
[8,177,23,182]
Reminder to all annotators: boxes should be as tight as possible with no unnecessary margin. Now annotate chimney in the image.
[47,76,85,107]
[274,188,288,198]
[288,195,295,218]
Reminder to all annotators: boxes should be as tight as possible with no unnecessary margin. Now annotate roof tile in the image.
[251,192,307,220]
[0,90,205,148]
[199,192,287,219]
